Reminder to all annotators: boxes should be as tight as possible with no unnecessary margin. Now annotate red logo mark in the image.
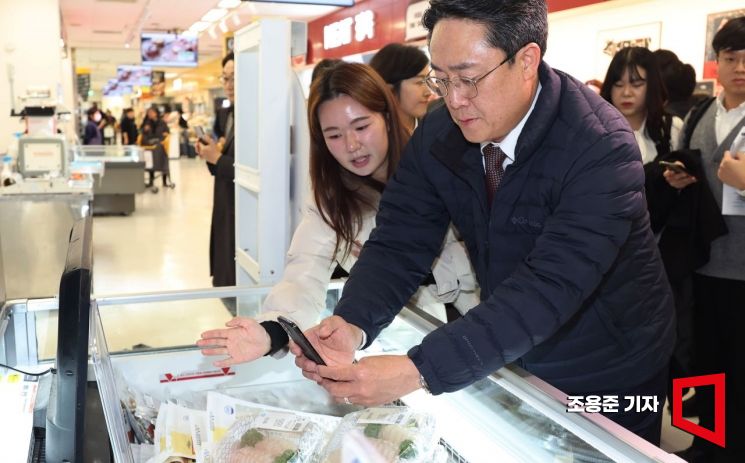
[672,373,725,448]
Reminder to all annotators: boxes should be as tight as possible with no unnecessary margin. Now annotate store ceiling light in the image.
[231,13,241,26]
[208,26,218,40]
[201,8,228,23]
[218,20,229,33]
[218,0,241,8]
[189,21,211,33]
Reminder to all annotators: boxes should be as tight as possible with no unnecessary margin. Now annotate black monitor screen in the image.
[46,215,93,462]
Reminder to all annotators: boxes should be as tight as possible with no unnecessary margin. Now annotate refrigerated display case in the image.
[71,145,146,215]
[2,280,685,463]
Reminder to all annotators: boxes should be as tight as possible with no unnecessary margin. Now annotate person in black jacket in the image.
[120,108,139,146]
[292,0,674,445]
[196,52,236,289]
[140,106,171,187]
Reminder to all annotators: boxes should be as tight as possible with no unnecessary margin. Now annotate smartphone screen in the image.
[276,316,327,366]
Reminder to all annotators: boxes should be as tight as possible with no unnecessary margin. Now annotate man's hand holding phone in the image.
[289,315,360,382]
[194,128,222,165]
[660,160,697,190]
[194,126,210,145]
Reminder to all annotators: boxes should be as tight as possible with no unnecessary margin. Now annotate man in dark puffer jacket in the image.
[293,0,675,445]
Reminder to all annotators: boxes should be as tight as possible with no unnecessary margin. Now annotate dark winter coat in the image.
[335,61,675,396]
[208,107,235,287]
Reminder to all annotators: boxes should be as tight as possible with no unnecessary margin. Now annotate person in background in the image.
[600,46,723,421]
[102,109,117,145]
[120,108,138,146]
[83,107,102,145]
[293,0,674,446]
[176,108,192,158]
[652,49,704,120]
[196,52,236,289]
[584,78,603,94]
[198,62,475,367]
[369,43,433,132]
[140,106,171,187]
[678,17,745,463]
[601,47,682,160]
[311,58,342,83]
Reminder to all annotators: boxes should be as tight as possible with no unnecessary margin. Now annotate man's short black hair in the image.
[222,52,234,68]
[713,16,745,54]
[422,0,548,60]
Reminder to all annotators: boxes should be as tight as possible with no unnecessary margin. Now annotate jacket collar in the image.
[430,123,487,208]
[514,61,561,166]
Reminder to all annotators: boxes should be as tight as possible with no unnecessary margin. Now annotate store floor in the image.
[38,157,693,455]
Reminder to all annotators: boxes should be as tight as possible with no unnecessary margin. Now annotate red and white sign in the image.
[159,367,235,383]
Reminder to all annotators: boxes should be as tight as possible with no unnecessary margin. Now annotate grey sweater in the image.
[689,102,745,281]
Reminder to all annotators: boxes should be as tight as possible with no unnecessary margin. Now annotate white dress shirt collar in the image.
[715,93,745,145]
[480,83,542,168]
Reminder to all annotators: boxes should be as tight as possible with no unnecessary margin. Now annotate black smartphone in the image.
[276,316,327,366]
[194,126,209,145]
[659,160,690,175]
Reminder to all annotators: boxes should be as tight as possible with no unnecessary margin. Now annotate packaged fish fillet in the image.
[213,410,325,463]
[320,406,437,463]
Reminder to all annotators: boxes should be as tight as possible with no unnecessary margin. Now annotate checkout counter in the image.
[0,218,686,463]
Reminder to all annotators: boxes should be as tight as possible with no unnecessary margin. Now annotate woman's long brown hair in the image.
[307,62,410,261]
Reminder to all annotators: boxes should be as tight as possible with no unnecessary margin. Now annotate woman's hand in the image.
[197,317,272,368]
[663,161,697,190]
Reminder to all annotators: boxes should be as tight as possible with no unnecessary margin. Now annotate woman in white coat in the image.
[198,62,476,367]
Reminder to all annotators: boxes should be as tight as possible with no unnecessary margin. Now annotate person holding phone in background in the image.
[197,62,476,370]
[196,52,236,290]
[677,17,745,463]
[600,47,727,419]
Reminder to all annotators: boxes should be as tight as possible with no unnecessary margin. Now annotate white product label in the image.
[254,411,308,433]
[356,407,410,425]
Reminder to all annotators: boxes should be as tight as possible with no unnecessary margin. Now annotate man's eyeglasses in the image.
[425,52,516,99]
[219,75,235,84]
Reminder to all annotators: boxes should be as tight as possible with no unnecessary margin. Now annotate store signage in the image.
[323,10,376,50]
[405,1,428,41]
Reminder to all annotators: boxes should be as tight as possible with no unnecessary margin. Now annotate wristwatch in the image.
[418,374,431,394]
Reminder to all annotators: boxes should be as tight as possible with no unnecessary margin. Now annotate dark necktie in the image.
[483,144,507,206]
[225,112,234,144]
